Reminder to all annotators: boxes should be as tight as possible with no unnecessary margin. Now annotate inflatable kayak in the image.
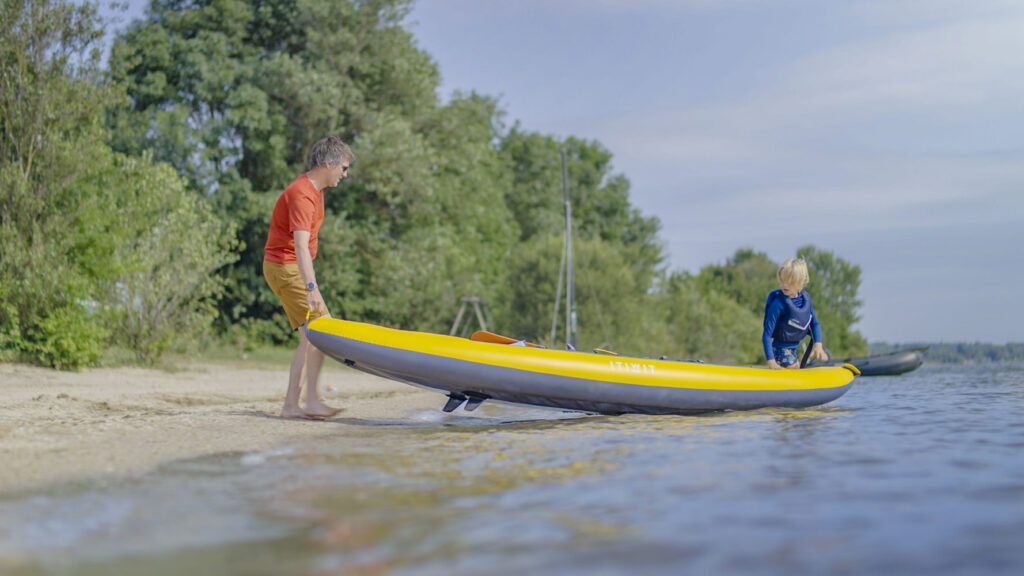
[307,317,859,415]
[810,348,925,376]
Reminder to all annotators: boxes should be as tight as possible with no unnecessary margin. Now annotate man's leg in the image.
[303,341,339,416]
[280,336,309,418]
[295,325,341,418]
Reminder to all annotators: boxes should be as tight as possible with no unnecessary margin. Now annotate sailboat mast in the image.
[561,148,577,351]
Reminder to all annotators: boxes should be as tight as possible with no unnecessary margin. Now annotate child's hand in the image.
[810,342,828,361]
[767,359,782,370]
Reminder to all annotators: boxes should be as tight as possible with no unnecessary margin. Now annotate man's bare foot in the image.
[280,406,328,420]
[304,402,343,418]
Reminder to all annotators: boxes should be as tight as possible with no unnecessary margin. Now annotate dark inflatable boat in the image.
[810,348,925,376]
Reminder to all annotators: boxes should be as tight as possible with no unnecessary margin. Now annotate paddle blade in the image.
[470,330,542,347]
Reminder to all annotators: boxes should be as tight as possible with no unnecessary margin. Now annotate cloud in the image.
[576,4,1024,232]
[777,15,1024,115]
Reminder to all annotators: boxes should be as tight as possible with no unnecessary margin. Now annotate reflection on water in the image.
[1,364,1023,575]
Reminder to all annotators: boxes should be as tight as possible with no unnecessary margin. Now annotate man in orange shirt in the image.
[263,136,355,419]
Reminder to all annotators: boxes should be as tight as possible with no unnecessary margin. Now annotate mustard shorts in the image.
[263,260,326,330]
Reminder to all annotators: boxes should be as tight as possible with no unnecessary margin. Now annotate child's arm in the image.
[808,302,827,361]
[809,342,828,361]
[810,309,822,344]
[762,298,782,366]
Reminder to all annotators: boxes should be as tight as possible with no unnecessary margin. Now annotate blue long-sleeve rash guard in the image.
[762,293,822,361]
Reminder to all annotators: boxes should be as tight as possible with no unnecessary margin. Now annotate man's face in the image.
[328,161,350,187]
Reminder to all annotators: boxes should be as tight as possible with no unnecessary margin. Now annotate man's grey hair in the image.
[308,135,355,170]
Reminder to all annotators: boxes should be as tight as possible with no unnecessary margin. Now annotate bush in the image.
[94,154,239,364]
[659,273,764,364]
[27,303,109,370]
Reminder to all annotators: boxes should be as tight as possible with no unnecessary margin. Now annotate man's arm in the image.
[293,230,326,313]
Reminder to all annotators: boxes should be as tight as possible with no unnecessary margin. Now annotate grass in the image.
[163,341,352,372]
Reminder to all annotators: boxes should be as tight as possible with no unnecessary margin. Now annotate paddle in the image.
[799,339,814,368]
[470,330,543,348]
[799,336,831,368]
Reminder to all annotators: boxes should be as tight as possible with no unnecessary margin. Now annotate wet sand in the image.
[0,361,439,495]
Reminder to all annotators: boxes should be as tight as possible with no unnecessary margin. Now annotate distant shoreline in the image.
[868,342,1024,363]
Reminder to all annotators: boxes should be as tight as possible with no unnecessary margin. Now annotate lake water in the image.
[1,363,1022,575]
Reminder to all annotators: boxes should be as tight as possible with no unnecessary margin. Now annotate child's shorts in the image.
[772,345,799,368]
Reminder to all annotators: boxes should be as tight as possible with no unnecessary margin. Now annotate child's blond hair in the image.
[778,258,810,291]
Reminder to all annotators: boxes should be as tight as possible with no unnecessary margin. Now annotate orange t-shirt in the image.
[264,175,324,264]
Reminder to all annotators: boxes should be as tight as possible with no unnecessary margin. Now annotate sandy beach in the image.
[0,361,439,495]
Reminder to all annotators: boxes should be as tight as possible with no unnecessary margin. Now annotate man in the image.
[263,135,354,418]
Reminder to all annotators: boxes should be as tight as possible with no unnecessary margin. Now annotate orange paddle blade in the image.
[470,330,542,347]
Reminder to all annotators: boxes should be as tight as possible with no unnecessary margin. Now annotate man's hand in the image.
[307,287,326,314]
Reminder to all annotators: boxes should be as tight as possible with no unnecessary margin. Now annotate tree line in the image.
[1,0,869,369]
[870,343,1024,364]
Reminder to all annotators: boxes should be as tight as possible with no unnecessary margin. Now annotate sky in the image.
[403,0,1024,344]
[101,0,1023,344]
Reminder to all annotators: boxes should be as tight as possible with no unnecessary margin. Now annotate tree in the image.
[492,129,666,351]
[657,272,764,364]
[89,153,238,363]
[108,0,522,339]
[1,0,240,367]
[500,128,663,279]
[493,234,659,355]
[350,93,517,331]
[695,248,778,317]
[1,0,115,367]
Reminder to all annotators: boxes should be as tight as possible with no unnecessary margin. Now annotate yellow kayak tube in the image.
[307,317,859,415]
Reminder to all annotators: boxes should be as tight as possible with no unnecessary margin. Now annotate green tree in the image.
[0,0,115,368]
[500,128,663,278]
[108,0,521,340]
[493,129,665,351]
[1,0,241,367]
[88,153,238,363]
[657,272,764,364]
[695,248,778,316]
[352,93,517,331]
[494,234,657,355]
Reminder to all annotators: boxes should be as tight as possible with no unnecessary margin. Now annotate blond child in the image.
[762,258,829,369]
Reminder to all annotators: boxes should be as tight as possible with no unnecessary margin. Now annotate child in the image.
[763,258,828,369]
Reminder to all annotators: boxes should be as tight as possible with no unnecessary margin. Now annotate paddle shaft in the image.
[800,336,830,368]
[800,338,814,368]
